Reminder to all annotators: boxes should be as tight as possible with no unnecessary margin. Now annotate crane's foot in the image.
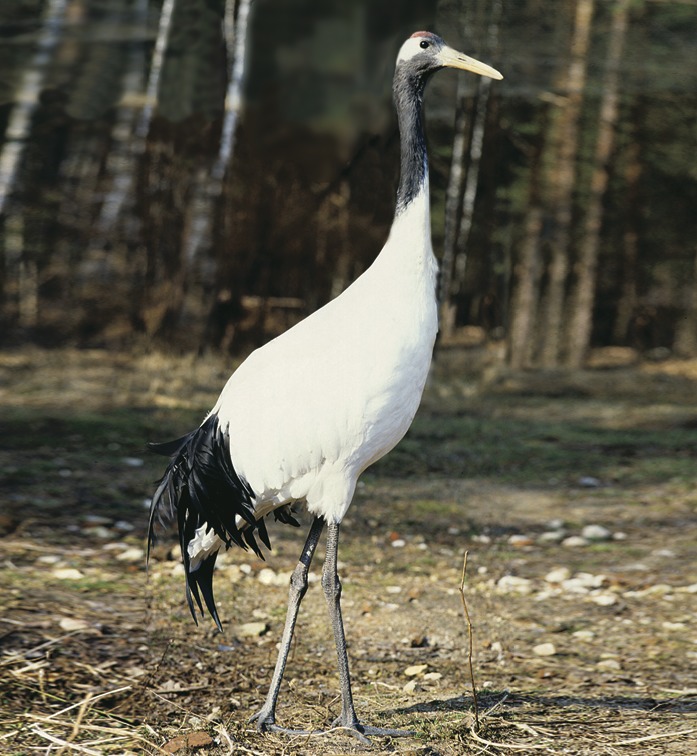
[331,717,414,744]
[250,710,412,744]
[249,709,314,737]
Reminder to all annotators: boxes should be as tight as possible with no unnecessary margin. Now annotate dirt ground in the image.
[1,347,696,755]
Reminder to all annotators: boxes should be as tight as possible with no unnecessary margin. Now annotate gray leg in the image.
[321,521,359,729]
[322,521,414,743]
[250,516,324,732]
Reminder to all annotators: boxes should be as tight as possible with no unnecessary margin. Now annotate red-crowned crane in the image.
[148,31,502,742]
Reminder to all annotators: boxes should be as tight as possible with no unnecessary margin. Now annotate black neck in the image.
[393,67,430,215]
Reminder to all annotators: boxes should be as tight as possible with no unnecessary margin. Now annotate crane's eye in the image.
[419,40,430,49]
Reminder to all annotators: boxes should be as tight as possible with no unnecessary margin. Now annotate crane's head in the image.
[397,31,503,81]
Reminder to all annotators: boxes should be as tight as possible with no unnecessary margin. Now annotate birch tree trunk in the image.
[565,0,630,368]
[0,0,68,215]
[538,0,594,367]
[439,0,501,341]
[0,0,67,326]
[183,0,252,266]
[439,75,470,339]
[94,0,150,240]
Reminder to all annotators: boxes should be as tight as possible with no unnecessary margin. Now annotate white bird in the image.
[148,31,502,742]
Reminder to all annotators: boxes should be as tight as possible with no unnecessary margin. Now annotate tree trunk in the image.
[439,75,470,340]
[183,0,252,265]
[612,137,641,344]
[538,0,594,367]
[0,0,68,215]
[565,0,630,368]
[507,109,547,370]
[674,247,697,356]
[0,0,67,328]
[94,0,150,240]
[439,0,501,341]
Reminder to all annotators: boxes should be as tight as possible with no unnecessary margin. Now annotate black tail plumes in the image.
[148,415,263,631]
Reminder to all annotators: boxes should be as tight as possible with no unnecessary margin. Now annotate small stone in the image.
[403,679,421,694]
[508,534,534,547]
[662,621,687,631]
[82,515,112,525]
[496,575,533,594]
[592,593,618,606]
[676,583,697,594]
[410,634,428,648]
[579,476,601,488]
[233,621,268,638]
[628,583,673,597]
[622,562,649,572]
[163,731,213,753]
[52,568,84,580]
[386,585,402,594]
[472,534,491,544]
[597,658,621,671]
[81,525,112,539]
[257,568,280,585]
[572,630,595,641]
[563,573,606,593]
[103,542,128,551]
[613,531,628,540]
[581,524,612,541]
[59,617,90,631]
[652,548,676,558]
[404,664,428,677]
[36,555,62,565]
[121,457,144,467]
[538,531,565,543]
[447,527,460,535]
[221,564,244,583]
[391,539,406,548]
[114,520,135,532]
[532,642,556,657]
[546,519,565,531]
[115,547,145,562]
[423,672,442,681]
[545,567,571,584]
[562,536,589,548]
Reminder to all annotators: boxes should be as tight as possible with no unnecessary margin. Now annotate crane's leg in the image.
[250,516,324,733]
[322,521,413,743]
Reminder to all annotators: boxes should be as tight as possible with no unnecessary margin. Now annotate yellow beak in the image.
[438,45,503,80]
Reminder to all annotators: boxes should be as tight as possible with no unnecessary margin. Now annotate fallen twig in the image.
[459,550,479,729]
[469,726,550,751]
[42,685,132,720]
[612,727,696,746]
[25,715,169,754]
[29,724,102,756]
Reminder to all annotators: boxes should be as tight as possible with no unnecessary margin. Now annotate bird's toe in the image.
[248,708,275,732]
[329,717,413,743]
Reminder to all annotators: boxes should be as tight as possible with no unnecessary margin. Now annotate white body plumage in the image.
[190,185,437,566]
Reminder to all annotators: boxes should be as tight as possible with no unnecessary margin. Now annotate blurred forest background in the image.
[0,0,695,368]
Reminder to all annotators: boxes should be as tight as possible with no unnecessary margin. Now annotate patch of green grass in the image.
[374,397,697,490]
